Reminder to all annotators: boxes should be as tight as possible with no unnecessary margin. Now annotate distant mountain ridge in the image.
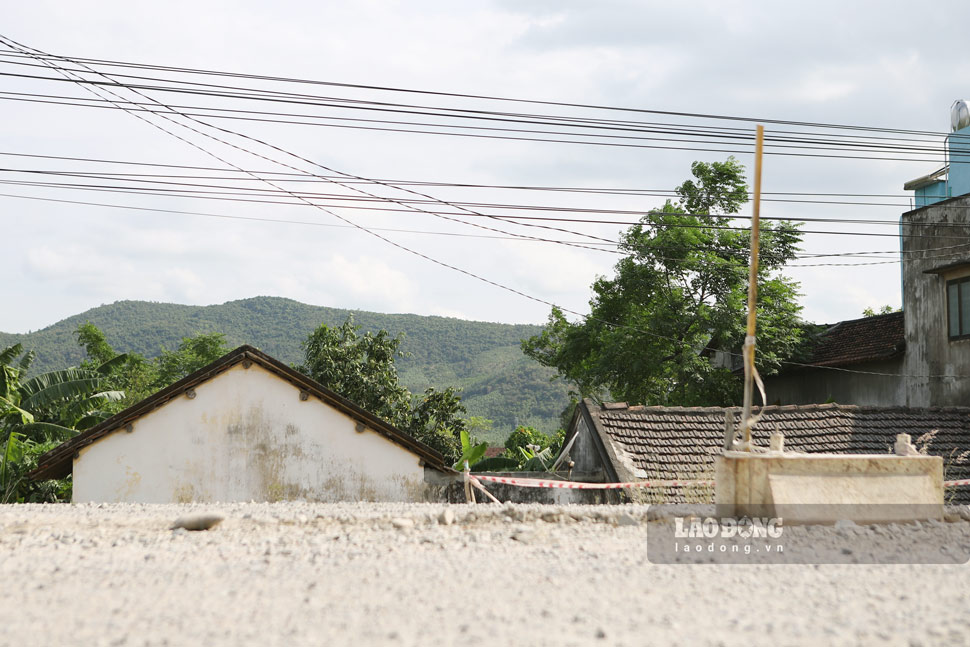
[0,297,568,441]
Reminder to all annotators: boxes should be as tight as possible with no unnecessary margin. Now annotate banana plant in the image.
[0,432,25,503]
[452,429,488,471]
[1,345,127,443]
[518,444,555,471]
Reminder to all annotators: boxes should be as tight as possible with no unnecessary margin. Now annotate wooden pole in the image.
[463,461,475,503]
[739,125,764,448]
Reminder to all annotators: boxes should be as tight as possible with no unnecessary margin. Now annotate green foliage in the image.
[0,297,569,438]
[503,425,553,455]
[465,416,493,437]
[470,456,519,472]
[453,429,489,470]
[0,432,25,503]
[407,386,466,461]
[517,445,555,471]
[523,158,804,407]
[500,425,565,471]
[155,333,230,386]
[863,305,900,317]
[76,324,233,410]
[0,343,129,502]
[298,318,467,463]
[0,434,66,503]
[299,318,412,427]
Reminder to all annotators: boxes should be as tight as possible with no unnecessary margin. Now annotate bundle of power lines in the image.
[0,35,967,379]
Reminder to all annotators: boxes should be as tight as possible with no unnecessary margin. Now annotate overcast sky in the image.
[3,1,969,334]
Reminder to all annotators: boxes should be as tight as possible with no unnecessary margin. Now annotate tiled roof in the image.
[584,400,970,503]
[800,311,905,368]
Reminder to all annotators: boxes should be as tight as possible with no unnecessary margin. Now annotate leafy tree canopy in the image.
[862,305,900,317]
[297,317,467,462]
[523,157,804,407]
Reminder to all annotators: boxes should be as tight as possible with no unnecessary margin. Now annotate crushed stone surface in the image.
[1,502,968,647]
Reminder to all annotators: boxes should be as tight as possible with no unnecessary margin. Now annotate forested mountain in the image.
[0,297,568,441]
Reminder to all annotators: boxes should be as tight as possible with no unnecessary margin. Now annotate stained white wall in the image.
[72,363,434,503]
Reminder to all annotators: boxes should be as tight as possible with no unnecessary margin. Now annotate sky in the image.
[3,0,970,334]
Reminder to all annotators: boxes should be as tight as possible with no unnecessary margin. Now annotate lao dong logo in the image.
[674,516,783,539]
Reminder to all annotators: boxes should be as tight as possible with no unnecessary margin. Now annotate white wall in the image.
[73,363,433,503]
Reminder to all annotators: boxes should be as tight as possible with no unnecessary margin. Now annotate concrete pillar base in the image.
[715,452,943,524]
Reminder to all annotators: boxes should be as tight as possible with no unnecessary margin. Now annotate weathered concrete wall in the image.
[715,452,943,523]
[764,358,905,406]
[900,197,970,407]
[567,415,608,481]
[73,363,441,503]
[458,473,610,504]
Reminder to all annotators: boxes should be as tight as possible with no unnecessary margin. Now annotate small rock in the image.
[511,530,535,544]
[834,519,858,531]
[438,509,455,526]
[595,628,607,639]
[617,514,639,527]
[170,513,223,531]
[391,518,415,530]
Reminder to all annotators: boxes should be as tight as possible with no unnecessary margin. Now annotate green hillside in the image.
[0,297,569,442]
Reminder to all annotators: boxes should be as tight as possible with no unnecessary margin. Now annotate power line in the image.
[0,190,619,246]
[0,84,960,165]
[0,150,928,200]
[0,84,950,157]
[0,48,953,138]
[1,39,964,380]
[5,174,970,242]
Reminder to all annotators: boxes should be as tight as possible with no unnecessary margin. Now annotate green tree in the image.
[298,317,466,462]
[464,415,493,438]
[862,305,900,317]
[155,332,230,386]
[76,322,157,408]
[523,157,804,407]
[298,318,412,427]
[0,343,126,502]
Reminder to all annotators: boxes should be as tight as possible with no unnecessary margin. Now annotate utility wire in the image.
[0,86,952,158]
[0,84,962,165]
[1,39,963,379]
[0,48,954,138]
[6,174,970,242]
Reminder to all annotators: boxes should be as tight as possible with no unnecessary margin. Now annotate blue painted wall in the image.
[915,180,948,207]
[949,126,970,198]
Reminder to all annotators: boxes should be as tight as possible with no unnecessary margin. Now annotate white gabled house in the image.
[31,346,456,503]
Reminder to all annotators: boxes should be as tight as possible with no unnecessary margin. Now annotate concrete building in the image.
[764,311,906,405]
[558,399,970,503]
[31,346,456,503]
[764,101,970,407]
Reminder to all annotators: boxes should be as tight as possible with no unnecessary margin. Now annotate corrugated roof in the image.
[801,311,905,368]
[30,345,452,481]
[582,400,970,503]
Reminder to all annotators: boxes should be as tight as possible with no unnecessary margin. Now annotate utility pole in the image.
[738,124,764,450]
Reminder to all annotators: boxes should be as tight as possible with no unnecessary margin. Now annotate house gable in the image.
[32,346,452,503]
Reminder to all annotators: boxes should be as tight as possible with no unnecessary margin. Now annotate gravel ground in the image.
[2,502,969,647]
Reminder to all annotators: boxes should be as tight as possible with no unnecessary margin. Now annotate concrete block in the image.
[715,452,943,524]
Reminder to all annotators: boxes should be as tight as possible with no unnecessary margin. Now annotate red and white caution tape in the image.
[472,475,970,490]
[470,474,713,490]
